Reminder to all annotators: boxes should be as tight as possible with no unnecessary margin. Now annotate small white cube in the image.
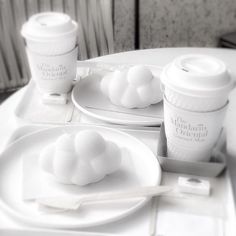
[42,93,68,105]
[178,176,211,196]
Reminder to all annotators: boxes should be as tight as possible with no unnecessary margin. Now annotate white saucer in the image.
[71,69,163,126]
[0,125,161,229]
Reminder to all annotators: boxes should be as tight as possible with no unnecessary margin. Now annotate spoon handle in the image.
[37,185,172,210]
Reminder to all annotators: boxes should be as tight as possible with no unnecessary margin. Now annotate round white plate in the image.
[71,67,163,126]
[0,125,161,229]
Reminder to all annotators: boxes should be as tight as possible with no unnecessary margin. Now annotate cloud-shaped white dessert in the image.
[100,65,162,108]
[39,130,122,186]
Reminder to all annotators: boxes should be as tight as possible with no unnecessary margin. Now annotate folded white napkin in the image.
[156,211,224,236]
[15,81,81,124]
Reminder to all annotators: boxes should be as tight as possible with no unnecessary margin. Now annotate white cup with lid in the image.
[21,12,78,94]
[161,54,234,161]
[21,12,78,55]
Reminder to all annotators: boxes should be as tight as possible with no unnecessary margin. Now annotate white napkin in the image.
[21,115,160,203]
[156,211,224,236]
[23,152,112,201]
[15,81,81,124]
[22,148,140,202]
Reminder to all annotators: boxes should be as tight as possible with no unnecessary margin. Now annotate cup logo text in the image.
[171,116,208,142]
[37,63,68,80]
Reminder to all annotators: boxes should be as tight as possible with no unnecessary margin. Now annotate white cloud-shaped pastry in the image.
[100,65,162,108]
[39,130,122,186]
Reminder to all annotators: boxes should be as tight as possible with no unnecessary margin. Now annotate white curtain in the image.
[0,0,114,91]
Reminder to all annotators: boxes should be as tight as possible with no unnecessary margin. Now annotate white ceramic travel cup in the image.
[21,12,78,94]
[161,54,234,161]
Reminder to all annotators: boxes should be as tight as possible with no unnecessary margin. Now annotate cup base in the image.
[167,140,212,162]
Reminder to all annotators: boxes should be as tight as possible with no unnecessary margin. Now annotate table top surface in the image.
[0,47,236,235]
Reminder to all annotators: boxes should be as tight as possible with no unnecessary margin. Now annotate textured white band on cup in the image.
[163,96,228,161]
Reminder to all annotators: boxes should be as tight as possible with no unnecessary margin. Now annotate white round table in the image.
[2,47,236,156]
[0,48,236,235]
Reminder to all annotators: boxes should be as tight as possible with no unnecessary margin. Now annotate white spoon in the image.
[36,185,172,211]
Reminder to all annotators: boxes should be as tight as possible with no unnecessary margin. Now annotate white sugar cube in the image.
[42,93,68,105]
[178,176,211,196]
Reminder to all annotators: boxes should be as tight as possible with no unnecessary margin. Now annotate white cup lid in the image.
[161,54,234,97]
[21,12,77,41]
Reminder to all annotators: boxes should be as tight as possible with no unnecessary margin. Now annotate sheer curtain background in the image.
[0,0,114,92]
[1,0,236,93]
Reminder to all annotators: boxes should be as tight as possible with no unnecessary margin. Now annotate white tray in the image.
[14,63,164,126]
[14,81,81,125]
[3,125,236,235]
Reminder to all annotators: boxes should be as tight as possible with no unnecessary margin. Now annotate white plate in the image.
[0,125,161,229]
[14,81,80,125]
[71,68,164,126]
